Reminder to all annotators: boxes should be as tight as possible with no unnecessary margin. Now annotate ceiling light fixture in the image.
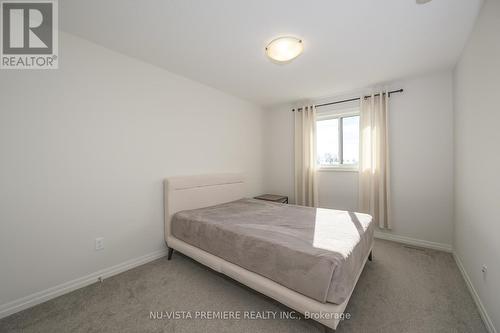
[416,0,432,4]
[265,36,303,63]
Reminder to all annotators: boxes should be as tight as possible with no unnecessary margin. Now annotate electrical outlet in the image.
[95,237,104,251]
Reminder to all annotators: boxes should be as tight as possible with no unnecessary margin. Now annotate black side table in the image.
[254,194,288,204]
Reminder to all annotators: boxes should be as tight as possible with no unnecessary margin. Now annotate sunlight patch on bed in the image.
[312,208,362,256]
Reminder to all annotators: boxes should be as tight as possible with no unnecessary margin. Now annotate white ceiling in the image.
[60,0,483,107]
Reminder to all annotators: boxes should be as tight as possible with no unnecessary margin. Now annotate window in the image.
[316,109,360,170]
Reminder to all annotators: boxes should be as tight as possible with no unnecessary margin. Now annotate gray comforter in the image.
[171,199,374,304]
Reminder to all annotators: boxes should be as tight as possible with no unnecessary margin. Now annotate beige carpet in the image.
[0,239,487,332]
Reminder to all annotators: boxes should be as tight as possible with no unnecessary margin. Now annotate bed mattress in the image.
[171,198,374,304]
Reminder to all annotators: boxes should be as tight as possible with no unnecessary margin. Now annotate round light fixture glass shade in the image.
[265,36,303,62]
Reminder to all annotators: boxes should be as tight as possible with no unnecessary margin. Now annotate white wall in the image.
[453,0,500,330]
[0,32,264,311]
[264,71,454,247]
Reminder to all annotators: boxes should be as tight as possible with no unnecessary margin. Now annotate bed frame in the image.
[164,173,372,331]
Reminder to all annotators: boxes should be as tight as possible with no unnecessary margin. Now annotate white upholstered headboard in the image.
[163,173,245,242]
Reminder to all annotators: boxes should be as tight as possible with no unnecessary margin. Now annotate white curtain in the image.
[359,91,392,229]
[294,105,319,207]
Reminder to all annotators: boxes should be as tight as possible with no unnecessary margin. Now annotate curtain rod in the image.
[291,89,403,112]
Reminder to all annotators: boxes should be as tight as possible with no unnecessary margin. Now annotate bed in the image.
[164,173,374,330]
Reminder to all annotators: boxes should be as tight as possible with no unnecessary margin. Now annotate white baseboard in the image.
[0,248,167,320]
[374,231,453,253]
[453,252,497,333]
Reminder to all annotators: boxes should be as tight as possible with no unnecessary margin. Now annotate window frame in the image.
[316,108,360,172]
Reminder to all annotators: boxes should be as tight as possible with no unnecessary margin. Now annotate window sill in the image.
[317,167,359,173]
